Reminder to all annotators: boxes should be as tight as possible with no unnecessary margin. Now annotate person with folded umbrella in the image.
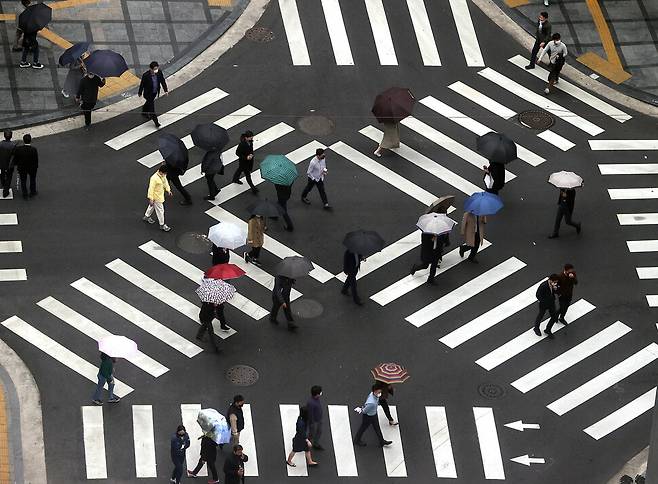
[170,424,190,484]
[201,149,223,201]
[138,61,168,128]
[459,211,486,263]
[342,249,364,305]
[270,274,297,331]
[231,130,259,194]
[76,72,106,130]
[143,164,172,232]
[301,148,331,209]
[245,213,265,266]
[549,188,581,239]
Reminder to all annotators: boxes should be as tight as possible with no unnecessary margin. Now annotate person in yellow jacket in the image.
[143,164,173,232]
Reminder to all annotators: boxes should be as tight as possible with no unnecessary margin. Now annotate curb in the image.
[606,446,648,484]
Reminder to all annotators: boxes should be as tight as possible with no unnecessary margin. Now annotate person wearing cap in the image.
[301,148,331,209]
[232,130,259,194]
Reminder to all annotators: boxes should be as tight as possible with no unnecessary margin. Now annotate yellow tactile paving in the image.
[208,0,232,6]
[504,0,529,7]
[0,14,15,21]
[38,27,73,48]
[48,0,100,9]
[99,70,140,99]
[0,383,12,484]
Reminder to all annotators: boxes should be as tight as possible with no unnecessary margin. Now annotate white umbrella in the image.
[548,171,583,189]
[207,222,247,250]
[98,335,138,358]
[416,213,456,235]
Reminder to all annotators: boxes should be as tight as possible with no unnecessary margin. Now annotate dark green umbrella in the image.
[260,155,298,186]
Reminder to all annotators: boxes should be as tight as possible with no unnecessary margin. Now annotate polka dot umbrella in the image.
[370,362,410,384]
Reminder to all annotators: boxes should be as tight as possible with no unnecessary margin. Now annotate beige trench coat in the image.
[247,216,265,248]
[461,212,487,247]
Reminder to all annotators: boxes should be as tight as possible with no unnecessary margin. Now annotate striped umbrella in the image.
[370,362,410,384]
[195,278,236,304]
[260,155,298,186]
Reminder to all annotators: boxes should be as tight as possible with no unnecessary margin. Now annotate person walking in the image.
[353,385,392,447]
[91,352,120,405]
[301,148,331,209]
[483,163,505,195]
[170,425,190,484]
[13,133,38,200]
[525,11,551,69]
[138,61,168,128]
[410,232,448,285]
[548,188,581,238]
[286,406,318,468]
[231,131,258,194]
[307,385,324,450]
[12,0,30,52]
[166,163,192,206]
[227,395,246,446]
[18,29,42,69]
[223,444,248,484]
[245,214,265,266]
[196,302,224,352]
[212,244,230,265]
[533,274,560,339]
[556,263,578,324]
[373,121,400,157]
[275,183,294,231]
[143,164,172,231]
[0,130,16,198]
[270,274,297,330]
[459,212,486,263]
[537,33,567,94]
[201,150,223,201]
[62,57,85,99]
[187,435,219,483]
[341,250,363,305]
[374,381,398,426]
[76,73,106,130]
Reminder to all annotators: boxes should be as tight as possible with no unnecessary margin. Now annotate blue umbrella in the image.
[58,42,91,67]
[464,192,504,216]
[84,49,128,78]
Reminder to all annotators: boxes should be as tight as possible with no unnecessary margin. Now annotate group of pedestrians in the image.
[0,129,39,200]
[533,263,578,339]
[525,10,567,94]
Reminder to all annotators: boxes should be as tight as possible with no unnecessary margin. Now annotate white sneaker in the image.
[544,0,549,5]
[544,88,550,94]
[142,216,155,224]
[61,89,69,98]
[160,224,171,232]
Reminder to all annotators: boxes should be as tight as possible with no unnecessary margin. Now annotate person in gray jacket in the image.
[537,33,568,94]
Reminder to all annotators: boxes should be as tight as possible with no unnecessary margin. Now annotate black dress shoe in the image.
[525,64,535,69]
[559,318,568,325]
[467,258,478,264]
[380,440,393,447]
[269,317,278,325]
[233,180,243,185]
[548,234,559,239]
[179,200,192,206]
[301,197,311,205]
[459,246,466,258]
[426,278,436,285]
[576,223,582,234]
[354,299,364,306]
[287,322,298,331]
[204,195,215,201]
[533,327,541,336]
[544,330,555,339]
[251,188,259,194]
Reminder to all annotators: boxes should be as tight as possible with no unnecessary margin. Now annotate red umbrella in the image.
[371,362,410,384]
[371,87,415,123]
[204,263,245,280]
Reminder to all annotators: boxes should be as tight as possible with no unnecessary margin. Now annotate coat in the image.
[199,435,218,462]
[556,271,578,299]
[12,144,38,173]
[235,139,254,170]
[247,217,265,248]
[201,150,224,175]
[275,183,291,203]
[272,275,293,305]
[223,453,248,484]
[535,20,552,44]
[212,245,230,265]
[343,250,360,275]
[419,233,447,263]
[557,189,576,212]
[138,69,168,99]
[170,432,190,461]
[536,280,556,309]
[76,75,106,105]
[460,212,486,247]
[0,140,16,171]
[488,163,505,191]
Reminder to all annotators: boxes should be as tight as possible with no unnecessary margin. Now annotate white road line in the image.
[426,406,457,478]
[0,241,21,253]
[401,117,516,182]
[280,404,307,476]
[440,279,543,348]
[37,296,169,377]
[590,140,658,150]
[406,257,526,328]
[321,0,354,65]
[229,249,303,299]
[328,405,358,476]
[508,55,631,122]
[82,406,107,479]
[637,267,658,279]
[627,240,658,253]
[365,0,397,65]
[547,343,658,416]
[473,407,505,480]
[599,164,658,175]
[478,68,604,136]
[512,321,632,393]
[105,88,229,150]
[618,213,658,225]
[1,316,134,396]
[420,95,545,166]
[647,295,658,307]
[0,214,17,225]
[139,241,270,319]
[133,405,157,478]
[0,189,13,200]
[181,404,206,476]
[241,404,259,476]
[609,188,658,200]
[449,0,484,67]
[0,269,27,281]
[359,125,481,195]
[371,241,492,306]
[379,406,406,477]
[584,387,656,440]
[448,81,516,119]
[537,130,575,151]
[71,278,203,357]
[279,0,310,65]
[475,299,595,371]
[407,0,441,66]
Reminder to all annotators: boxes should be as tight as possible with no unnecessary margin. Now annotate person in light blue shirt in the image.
[301,148,331,209]
[353,385,392,447]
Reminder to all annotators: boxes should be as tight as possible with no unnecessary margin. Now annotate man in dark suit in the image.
[270,275,297,331]
[533,274,560,339]
[549,188,581,238]
[13,134,38,200]
[275,183,293,231]
[232,131,258,194]
[556,264,578,324]
[342,250,364,305]
[0,130,16,198]
[138,61,168,128]
[526,11,551,69]
[76,73,106,129]
[411,233,449,285]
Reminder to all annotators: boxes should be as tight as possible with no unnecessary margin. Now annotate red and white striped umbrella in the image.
[371,362,410,384]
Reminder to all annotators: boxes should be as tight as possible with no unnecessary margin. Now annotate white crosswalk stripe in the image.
[0,214,17,225]
[181,403,207,476]
[321,0,354,65]
[379,406,406,477]
[407,0,441,66]
[449,0,484,67]
[617,213,658,225]
[365,0,398,65]
[280,404,308,475]
[82,406,107,479]
[0,241,21,253]
[536,130,576,151]
[133,405,157,478]
[473,407,505,480]
[590,140,658,150]
[637,267,658,279]
[0,189,13,200]
[584,388,657,440]
[426,406,457,478]
[609,188,658,200]
[599,163,658,175]
[241,403,260,476]
[279,0,311,65]
[0,269,26,281]
[327,405,358,476]
[627,240,658,253]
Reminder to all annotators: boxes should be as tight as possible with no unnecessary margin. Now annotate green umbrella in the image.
[260,155,298,186]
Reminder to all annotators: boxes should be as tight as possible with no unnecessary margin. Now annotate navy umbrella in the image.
[83,50,128,78]
[476,132,517,164]
[191,124,229,151]
[343,230,385,258]
[59,42,91,67]
[18,3,52,34]
[275,256,314,279]
[158,134,189,174]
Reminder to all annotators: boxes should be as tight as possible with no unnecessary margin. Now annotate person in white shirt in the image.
[537,33,567,94]
[300,148,331,209]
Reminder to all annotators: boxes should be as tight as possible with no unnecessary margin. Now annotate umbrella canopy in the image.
[58,41,91,67]
[204,263,245,280]
[197,409,231,444]
[191,124,229,151]
[18,3,52,33]
[98,335,138,358]
[158,133,189,173]
[195,278,236,304]
[372,87,415,123]
[275,256,314,279]
[343,230,385,258]
[548,171,583,189]
[476,132,517,164]
[371,362,410,384]
[425,195,455,214]
[247,199,281,217]
[260,155,298,186]
[83,49,129,78]
[201,150,224,176]
[416,213,456,235]
[464,191,504,216]
[207,222,247,250]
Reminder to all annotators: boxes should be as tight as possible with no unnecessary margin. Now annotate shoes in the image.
[19,62,30,68]
[426,278,436,285]
[195,335,204,342]
[533,327,541,336]
[92,399,103,405]
[559,318,568,325]
[285,226,294,232]
[389,420,399,426]
[179,200,193,206]
[380,440,393,447]
[548,234,559,239]
[142,216,155,224]
[269,317,278,325]
[307,462,319,467]
[354,299,364,306]
[155,122,161,128]
[354,441,366,447]
[458,246,466,258]
[170,478,176,483]
[544,330,554,339]
[252,259,263,267]
[555,79,559,85]
[220,325,230,331]
[544,0,549,5]
[233,180,243,185]
[32,62,43,69]
[61,89,69,98]
[208,480,220,484]
[287,322,299,331]
[341,290,348,296]
[373,150,381,158]
[410,265,416,276]
[301,197,311,205]
[204,195,215,201]
[160,224,172,232]
[576,223,582,234]
[544,88,550,94]
[186,470,197,478]
[323,203,332,210]
[525,64,535,70]
[108,397,121,403]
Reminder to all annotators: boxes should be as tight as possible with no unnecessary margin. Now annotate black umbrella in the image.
[18,3,52,34]
[371,87,415,123]
[158,133,189,174]
[247,199,281,218]
[83,49,128,78]
[275,256,314,279]
[343,230,385,258]
[201,150,224,176]
[476,132,517,164]
[59,42,91,67]
[191,124,229,151]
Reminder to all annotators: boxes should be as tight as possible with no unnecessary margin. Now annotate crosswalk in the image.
[0,198,27,282]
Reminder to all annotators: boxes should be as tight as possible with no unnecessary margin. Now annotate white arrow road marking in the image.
[510,455,545,466]
[504,420,540,432]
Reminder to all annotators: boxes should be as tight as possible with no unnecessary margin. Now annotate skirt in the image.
[379,122,400,149]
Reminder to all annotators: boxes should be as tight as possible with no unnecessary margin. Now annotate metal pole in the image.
[644,390,658,483]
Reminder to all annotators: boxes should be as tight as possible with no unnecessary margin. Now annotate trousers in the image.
[192,458,217,480]
[552,205,579,235]
[270,298,293,322]
[277,199,294,230]
[167,173,191,202]
[0,168,13,197]
[232,161,256,189]
[379,398,393,422]
[528,38,542,67]
[144,201,165,225]
[308,421,323,446]
[411,257,440,281]
[301,178,328,204]
[353,414,384,445]
[81,102,96,126]
[171,456,184,484]
[19,170,36,198]
[534,304,558,333]
[460,232,480,260]
[205,173,219,197]
[342,274,360,302]
[558,296,572,320]
[142,96,159,124]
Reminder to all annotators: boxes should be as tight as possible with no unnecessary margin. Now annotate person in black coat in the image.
[223,444,248,484]
[0,130,16,198]
[342,250,363,305]
[275,183,294,231]
[232,131,258,194]
[138,61,168,127]
[211,244,230,265]
[270,275,297,330]
[76,73,106,129]
[410,233,449,285]
[170,425,190,484]
[188,435,218,481]
[12,134,38,199]
[201,150,224,201]
[165,163,192,205]
[525,11,551,69]
[533,274,559,338]
[549,188,581,238]
[484,162,505,194]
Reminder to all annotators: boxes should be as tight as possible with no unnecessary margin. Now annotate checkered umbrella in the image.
[370,362,410,384]
[195,278,236,304]
[260,155,298,186]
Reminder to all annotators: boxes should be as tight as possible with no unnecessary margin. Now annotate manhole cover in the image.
[292,299,324,319]
[298,115,335,136]
[176,232,212,254]
[518,110,555,130]
[478,383,506,399]
[226,365,259,386]
[244,27,275,42]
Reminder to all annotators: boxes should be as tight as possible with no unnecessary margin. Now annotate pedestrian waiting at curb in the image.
[286,405,318,468]
[525,11,551,70]
[270,274,298,331]
[537,33,567,94]
[353,385,392,447]
[245,214,265,266]
[187,434,219,483]
[548,188,581,239]
[76,73,106,130]
[556,263,578,324]
[223,444,248,484]
[91,352,120,405]
[0,130,16,199]
[227,394,246,446]
[138,61,168,128]
[143,164,173,232]
[301,148,331,209]
[307,385,324,450]
[533,274,560,339]
[170,424,190,484]
[13,133,38,200]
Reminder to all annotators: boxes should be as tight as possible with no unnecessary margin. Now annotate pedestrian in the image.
[373,121,400,157]
[170,424,190,484]
[223,444,248,484]
[341,250,364,305]
[142,164,172,232]
[270,274,298,331]
[353,385,392,447]
[548,188,581,238]
[62,57,85,99]
[212,244,230,265]
[76,73,106,130]
[226,395,245,446]
[286,406,318,468]
[301,148,331,209]
[12,0,30,52]
[245,214,265,266]
[275,183,294,231]
[166,163,192,206]
[201,149,223,201]
[187,434,219,483]
[91,352,120,405]
[13,133,38,200]
[459,212,486,263]
[231,131,259,194]
[374,381,398,426]
[0,130,16,198]
[525,11,551,70]
[307,385,324,450]
[533,274,560,339]
[483,163,505,195]
[18,28,42,69]
[537,33,567,94]
[556,263,578,324]
[138,61,168,128]
[196,302,224,352]
[410,232,448,285]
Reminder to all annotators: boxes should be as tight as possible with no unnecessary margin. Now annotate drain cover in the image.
[478,383,506,399]
[292,299,324,319]
[177,232,212,254]
[226,365,259,386]
[518,110,555,130]
[298,115,335,136]
[244,27,275,42]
